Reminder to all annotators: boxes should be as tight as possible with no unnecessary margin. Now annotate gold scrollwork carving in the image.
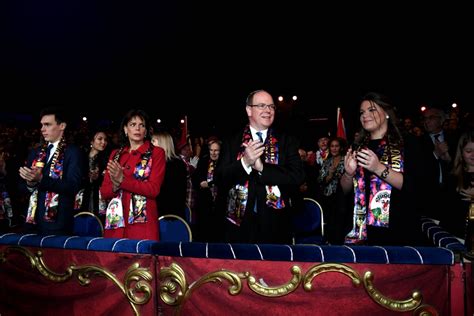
[159,262,440,315]
[363,271,422,312]
[303,263,361,291]
[0,246,152,316]
[247,265,301,297]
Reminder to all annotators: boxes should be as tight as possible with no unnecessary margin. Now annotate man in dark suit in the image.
[215,90,305,244]
[418,107,456,220]
[19,107,83,235]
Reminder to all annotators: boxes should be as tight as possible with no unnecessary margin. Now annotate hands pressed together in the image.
[344,147,384,176]
[434,141,451,161]
[19,166,43,187]
[242,139,265,172]
[107,160,124,191]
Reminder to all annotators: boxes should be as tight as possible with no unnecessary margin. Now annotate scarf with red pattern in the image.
[26,138,66,224]
[345,137,403,244]
[105,144,153,229]
[226,125,285,226]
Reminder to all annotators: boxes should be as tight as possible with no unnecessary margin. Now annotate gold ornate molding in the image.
[303,263,361,291]
[159,262,439,315]
[363,271,422,312]
[0,246,152,316]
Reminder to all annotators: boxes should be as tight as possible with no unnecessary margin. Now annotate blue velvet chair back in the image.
[73,212,104,237]
[159,214,192,242]
[292,198,325,244]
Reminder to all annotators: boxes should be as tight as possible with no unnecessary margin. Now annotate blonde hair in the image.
[151,131,179,161]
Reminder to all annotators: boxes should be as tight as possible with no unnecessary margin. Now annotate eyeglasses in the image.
[248,103,277,110]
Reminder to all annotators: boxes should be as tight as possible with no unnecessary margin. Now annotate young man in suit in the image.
[19,107,83,235]
[215,90,305,244]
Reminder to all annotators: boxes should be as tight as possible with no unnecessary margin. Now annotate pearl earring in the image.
[386,115,389,119]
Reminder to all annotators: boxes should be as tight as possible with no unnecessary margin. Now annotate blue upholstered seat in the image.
[292,198,325,244]
[73,212,104,237]
[159,214,192,242]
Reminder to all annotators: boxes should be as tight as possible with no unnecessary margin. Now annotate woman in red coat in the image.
[100,109,165,240]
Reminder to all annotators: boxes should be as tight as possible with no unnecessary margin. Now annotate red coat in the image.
[101,141,165,240]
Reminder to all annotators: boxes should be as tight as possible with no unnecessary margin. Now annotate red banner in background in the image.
[177,115,188,150]
[336,107,346,140]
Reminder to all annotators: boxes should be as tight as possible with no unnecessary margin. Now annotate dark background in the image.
[1,2,472,145]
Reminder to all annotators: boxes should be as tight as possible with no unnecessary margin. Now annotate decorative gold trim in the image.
[0,246,152,316]
[247,265,301,297]
[363,271,422,312]
[159,262,440,315]
[413,304,439,316]
[303,263,361,291]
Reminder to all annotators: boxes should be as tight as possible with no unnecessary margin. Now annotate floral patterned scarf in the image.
[26,138,66,224]
[226,125,285,226]
[105,144,153,229]
[207,159,218,201]
[345,137,403,244]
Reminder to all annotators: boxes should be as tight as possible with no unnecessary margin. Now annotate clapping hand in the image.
[459,187,474,202]
[242,140,265,169]
[107,160,124,191]
[19,166,43,187]
[343,147,358,176]
[355,148,382,173]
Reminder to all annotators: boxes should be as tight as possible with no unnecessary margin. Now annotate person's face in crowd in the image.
[91,132,108,152]
[298,149,307,161]
[40,114,65,143]
[246,91,275,131]
[209,142,221,161]
[412,126,423,136]
[180,144,192,159]
[124,116,147,143]
[359,100,388,137]
[422,109,443,134]
[463,141,474,169]
[318,137,329,150]
[329,140,341,157]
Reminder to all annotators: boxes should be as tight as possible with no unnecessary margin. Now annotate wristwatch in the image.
[380,166,390,179]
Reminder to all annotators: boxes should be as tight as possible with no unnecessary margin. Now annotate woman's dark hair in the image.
[119,109,152,146]
[358,92,403,147]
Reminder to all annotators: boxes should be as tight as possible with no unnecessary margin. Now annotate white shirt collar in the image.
[429,131,444,143]
[47,140,60,161]
[249,126,268,142]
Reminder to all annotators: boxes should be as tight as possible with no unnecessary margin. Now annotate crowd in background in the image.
[0,97,473,250]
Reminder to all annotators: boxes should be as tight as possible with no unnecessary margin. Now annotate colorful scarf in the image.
[0,191,13,220]
[26,138,66,224]
[226,125,285,226]
[345,138,403,244]
[207,159,218,201]
[105,144,153,229]
[316,149,328,166]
